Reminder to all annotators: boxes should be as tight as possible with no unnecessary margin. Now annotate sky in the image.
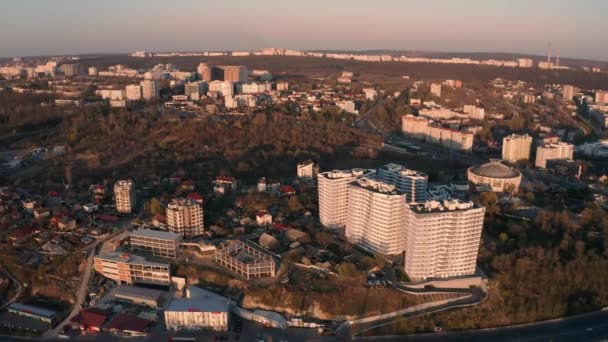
[1,0,607,61]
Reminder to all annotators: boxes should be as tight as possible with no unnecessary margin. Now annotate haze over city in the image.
[1,0,608,60]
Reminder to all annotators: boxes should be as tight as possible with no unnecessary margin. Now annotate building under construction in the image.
[214,240,276,280]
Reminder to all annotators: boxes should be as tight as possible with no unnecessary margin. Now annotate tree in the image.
[147,197,163,216]
[337,262,358,278]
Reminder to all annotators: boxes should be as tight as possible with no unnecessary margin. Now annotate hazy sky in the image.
[1,0,607,60]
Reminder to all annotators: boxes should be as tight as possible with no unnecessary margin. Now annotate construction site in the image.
[214,240,276,280]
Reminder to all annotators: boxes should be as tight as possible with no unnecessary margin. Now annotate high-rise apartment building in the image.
[208,81,234,97]
[125,85,142,101]
[60,63,81,77]
[376,163,428,203]
[562,85,574,101]
[345,178,407,256]
[404,200,485,280]
[318,169,372,228]
[185,81,208,99]
[140,80,159,101]
[94,252,171,286]
[114,180,136,214]
[166,198,204,238]
[502,134,533,162]
[197,63,212,81]
[535,142,574,168]
[218,65,248,83]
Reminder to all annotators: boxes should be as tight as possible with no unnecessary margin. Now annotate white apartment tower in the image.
[376,163,428,203]
[140,80,159,101]
[318,169,372,228]
[535,142,574,168]
[430,83,442,97]
[404,200,485,280]
[562,85,574,101]
[166,198,204,238]
[345,178,407,256]
[114,180,136,214]
[502,134,533,162]
[297,160,318,180]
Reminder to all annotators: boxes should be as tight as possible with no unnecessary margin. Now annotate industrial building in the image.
[112,284,166,308]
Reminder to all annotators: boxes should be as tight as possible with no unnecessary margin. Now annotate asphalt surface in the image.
[355,309,608,342]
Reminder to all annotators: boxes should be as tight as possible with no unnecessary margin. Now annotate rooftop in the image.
[167,287,230,313]
[380,163,427,178]
[408,199,480,214]
[320,168,371,180]
[95,252,170,268]
[350,177,403,195]
[8,303,57,318]
[468,159,521,179]
[130,229,182,242]
[113,284,166,301]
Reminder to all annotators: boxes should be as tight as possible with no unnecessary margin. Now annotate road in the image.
[43,226,131,339]
[0,265,23,309]
[354,309,608,341]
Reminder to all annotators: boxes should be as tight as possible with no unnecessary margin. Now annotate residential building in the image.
[517,58,534,68]
[165,287,230,332]
[595,90,608,104]
[276,82,289,91]
[402,115,474,152]
[125,85,142,101]
[197,63,212,81]
[430,83,442,97]
[318,169,371,228]
[166,198,204,238]
[535,142,574,168]
[562,85,574,101]
[337,100,357,114]
[296,160,318,180]
[218,65,248,83]
[208,81,234,97]
[88,67,98,76]
[256,210,272,225]
[185,81,207,99]
[363,88,377,100]
[8,303,58,325]
[114,180,135,214]
[502,134,533,162]
[60,63,81,77]
[94,252,171,286]
[462,105,485,120]
[404,200,485,280]
[130,229,183,258]
[376,163,428,203]
[140,80,158,101]
[345,178,407,256]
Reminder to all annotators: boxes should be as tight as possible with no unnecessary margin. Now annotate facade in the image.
[113,284,165,308]
[140,80,159,101]
[218,65,248,83]
[208,81,234,97]
[125,85,142,101]
[114,180,135,214]
[467,159,522,193]
[197,63,212,81]
[60,63,81,77]
[94,252,171,286]
[130,229,183,258]
[595,90,608,104]
[517,58,534,68]
[376,163,428,203]
[430,83,442,97]
[345,178,407,256]
[296,160,318,180]
[562,85,574,101]
[165,287,230,332]
[166,198,204,238]
[402,115,474,152]
[535,142,574,168]
[185,81,208,99]
[8,303,58,325]
[502,134,533,162]
[318,169,371,228]
[404,200,485,280]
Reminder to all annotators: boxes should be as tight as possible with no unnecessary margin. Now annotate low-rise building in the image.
[130,229,183,258]
[165,287,230,332]
[94,252,171,286]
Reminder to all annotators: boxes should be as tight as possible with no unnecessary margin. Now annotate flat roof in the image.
[113,284,165,301]
[8,303,57,318]
[167,287,230,313]
[131,229,182,241]
[95,252,170,268]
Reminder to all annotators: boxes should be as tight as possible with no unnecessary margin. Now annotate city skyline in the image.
[1,0,607,61]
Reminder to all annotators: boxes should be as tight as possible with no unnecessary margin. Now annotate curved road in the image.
[354,309,608,341]
[0,265,23,309]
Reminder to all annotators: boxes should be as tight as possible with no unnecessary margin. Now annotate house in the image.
[258,233,280,251]
[22,199,38,213]
[285,229,308,243]
[71,308,109,333]
[280,185,296,196]
[33,207,50,219]
[57,216,77,230]
[83,203,99,213]
[257,178,267,192]
[187,192,204,205]
[8,226,36,244]
[256,210,272,225]
[152,214,167,228]
[181,180,195,191]
[266,180,281,192]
